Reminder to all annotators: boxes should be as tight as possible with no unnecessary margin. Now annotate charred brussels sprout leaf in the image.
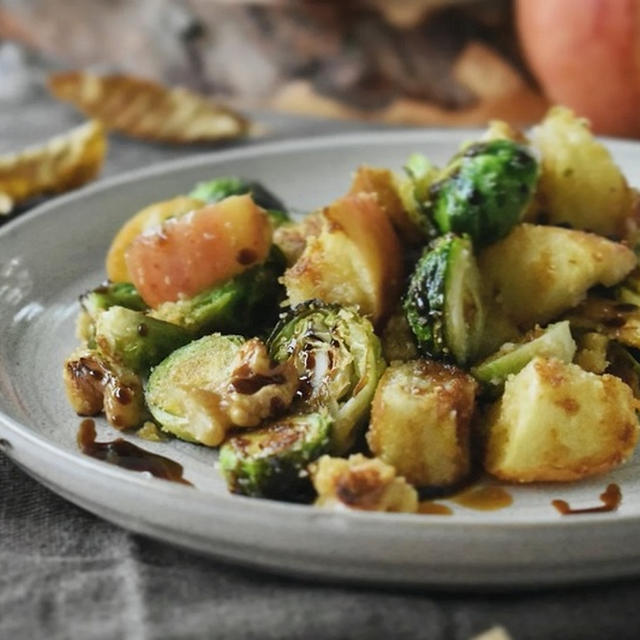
[268,301,385,454]
[404,234,484,366]
[428,140,538,247]
[81,281,147,317]
[94,306,192,374]
[471,321,576,392]
[151,246,287,337]
[79,281,148,346]
[188,176,290,226]
[396,152,439,239]
[219,410,332,502]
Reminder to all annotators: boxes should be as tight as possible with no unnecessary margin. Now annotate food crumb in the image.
[137,421,169,442]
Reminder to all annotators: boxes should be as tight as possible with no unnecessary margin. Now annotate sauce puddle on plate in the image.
[77,419,192,486]
[552,483,621,515]
[419,485,513,515]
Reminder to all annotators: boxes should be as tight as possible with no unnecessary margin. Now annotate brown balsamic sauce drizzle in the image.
[418,485,513,515]
[451,486,513,511]
[418,501,453,515]
[77,419,192,486]
[552,483,621,515]
[230,373,286,394]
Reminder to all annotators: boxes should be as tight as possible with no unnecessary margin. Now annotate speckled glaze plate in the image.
[3,130,640,589]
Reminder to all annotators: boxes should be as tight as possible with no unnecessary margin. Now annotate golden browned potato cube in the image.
[531,106,633,237]
[283,193,404,325]
[479,223,636,330]
[349,165,419,243]
[484,357,639,482]
[367,360,477,488]
[311,454,418,513]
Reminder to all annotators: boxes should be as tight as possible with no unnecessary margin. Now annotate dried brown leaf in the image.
[48,71,249,144]
[0,120,106,215]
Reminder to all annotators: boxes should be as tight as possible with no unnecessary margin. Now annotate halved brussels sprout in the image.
[471,321,576,391]
[150,246,286,337]
[403,233,485,366]
[268,300,385,453]
[146,335,298,446]
[219,409,332,502]
[146,334,245,445]
[95,306,192,374]
[188,176,289,227]
[427,139,538,247]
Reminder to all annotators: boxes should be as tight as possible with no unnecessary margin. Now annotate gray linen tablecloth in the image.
[3,56,640,640]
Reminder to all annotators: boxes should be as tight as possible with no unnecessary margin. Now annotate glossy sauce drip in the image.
[451,486,513,511]
[552,483,621,515]
[77,419,192,486]
[231,373,285,394]
[418,501,453,515]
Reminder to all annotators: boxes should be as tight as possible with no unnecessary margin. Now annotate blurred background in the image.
[0,0,637,138]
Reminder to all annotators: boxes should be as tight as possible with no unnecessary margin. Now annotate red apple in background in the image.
[516,0,640,137]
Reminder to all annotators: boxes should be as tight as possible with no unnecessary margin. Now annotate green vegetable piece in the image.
[396,152,439,239]
[471,321,576,391]
[403,233,485,366]
[145,333,245,445]
[428,139,538,247]
[188,176,289,226]
[219,409,332,502]
[81,281,147,318]
[268,300,385,454]
[151,246,286,336]
[94,306,192,374]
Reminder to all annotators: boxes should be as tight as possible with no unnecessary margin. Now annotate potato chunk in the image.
[367,360,477,488]
[311,454,418,513]
[283,193,403,324]
[348,165,418,243]
[479,223,636,329]
[484,357,639,482]
[531,106,633,237]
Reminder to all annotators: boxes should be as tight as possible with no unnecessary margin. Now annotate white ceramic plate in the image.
[3,129,640,589]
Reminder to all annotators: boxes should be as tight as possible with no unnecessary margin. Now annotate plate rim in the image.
[3,127,640,586]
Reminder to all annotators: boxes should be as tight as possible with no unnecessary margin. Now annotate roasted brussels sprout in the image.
[150,246,286,337]
[188,176,289,227]
[63,348,147,429]
[471,321,576,391]
[79,281,148,346]
[427,140,538,247]
[395,153,439,241]
[81,281,147,317]
[146,335,298,446]
[94,306,192,374]
[268,300,385,453]
[219,409,332,502]
[404,233,485,366]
